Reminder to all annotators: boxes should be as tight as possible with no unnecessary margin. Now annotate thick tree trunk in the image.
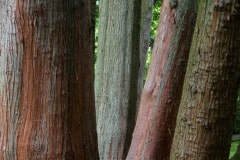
[0,0,99,159]
[170,0,240,159]
[95,0,151,159]
[126,0,197,159]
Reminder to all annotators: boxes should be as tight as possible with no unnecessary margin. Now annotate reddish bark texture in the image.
[0,0,98,159]
[126,0,197,159]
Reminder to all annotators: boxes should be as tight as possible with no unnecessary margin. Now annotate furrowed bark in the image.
[0,0,99,159]
[170,0,240,159]
[0,1,22,159]
[95,0,145,159]
[126,0,197,159]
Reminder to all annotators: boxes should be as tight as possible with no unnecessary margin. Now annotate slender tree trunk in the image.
[136,0,154,110]
[95,0,152,159]
[126,0,197,159]
[0,0,99,159]
[170,0,240,159]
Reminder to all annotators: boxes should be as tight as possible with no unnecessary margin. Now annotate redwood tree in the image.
[0,0,98,159]
[126,0,197,159]
[170,0,240,159]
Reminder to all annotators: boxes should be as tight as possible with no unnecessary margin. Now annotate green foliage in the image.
[150,0,162,48]
[229,139,240,159]
[233,90,240,134]
[144,51,152,81]
[94,0,100,63]
[144,0,162,81]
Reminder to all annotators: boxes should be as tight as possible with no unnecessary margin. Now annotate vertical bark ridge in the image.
[0,0,22,159]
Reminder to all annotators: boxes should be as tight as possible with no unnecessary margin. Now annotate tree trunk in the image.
[0,0,99,159]
[136,0,154,110]
[126,0,197,159]
[95,0,151,159]
[170,0,240,159]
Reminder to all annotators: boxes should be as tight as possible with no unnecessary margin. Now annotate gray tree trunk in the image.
[95,0,153,159]
[0,0,99,159]
[170,0,240,159]
[136,0,154,110]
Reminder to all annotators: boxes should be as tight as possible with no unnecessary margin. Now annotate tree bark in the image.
[136,0,154,110]
[170,0,240,159]
[95,0,149,159]
[126,0,197,159]
[0,0,99,159]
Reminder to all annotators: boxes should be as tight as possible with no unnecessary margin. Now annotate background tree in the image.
[137,0,154,110]
[126,0,197,159]
[170,0,240,159]
[95,0,153,159]
[0,0,98,159]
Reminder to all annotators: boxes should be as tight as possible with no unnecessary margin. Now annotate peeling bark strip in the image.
[170,0,240,159]
[126,0,197,159]
[0,0,99,159]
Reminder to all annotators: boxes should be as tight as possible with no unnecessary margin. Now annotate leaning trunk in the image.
[0,0,99,159]
[170,0,240,159]
[126,0,197,159]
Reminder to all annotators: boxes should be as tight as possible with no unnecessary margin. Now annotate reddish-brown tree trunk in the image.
[126,0,197,159]
[0,0,98,159]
